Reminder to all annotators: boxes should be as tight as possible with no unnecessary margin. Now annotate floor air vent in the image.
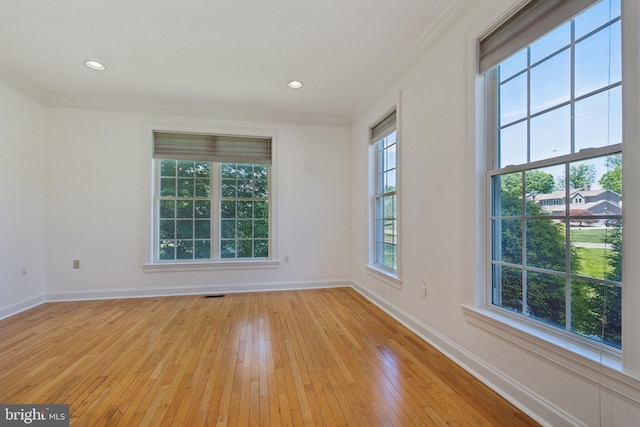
[203,294,226,299]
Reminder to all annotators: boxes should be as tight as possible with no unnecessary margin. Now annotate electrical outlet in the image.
[73,259,80,269]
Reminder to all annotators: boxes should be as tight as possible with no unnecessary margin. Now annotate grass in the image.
[569,228,607,244]
[574,247,609,280]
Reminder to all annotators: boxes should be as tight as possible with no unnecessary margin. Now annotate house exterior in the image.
[533,186,622,217]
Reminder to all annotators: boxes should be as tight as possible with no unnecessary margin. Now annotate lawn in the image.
[570,228,607,244]
[574,247,609,280]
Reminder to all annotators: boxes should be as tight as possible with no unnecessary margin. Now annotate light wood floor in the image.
[0,288,539,426]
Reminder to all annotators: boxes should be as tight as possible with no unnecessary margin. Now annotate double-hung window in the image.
[481,0,622,348]
[371,110,398,275]
[153,131,271,263]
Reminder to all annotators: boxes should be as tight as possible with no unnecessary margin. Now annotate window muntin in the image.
[374,129,398,272]
[156,160,269,262]
[490,0,622,349]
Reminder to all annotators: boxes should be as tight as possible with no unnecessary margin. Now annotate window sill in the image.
[365,264,402,289]
[143,259,281,273]
[461,304,640,404]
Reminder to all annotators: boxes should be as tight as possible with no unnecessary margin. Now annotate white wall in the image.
[44,107,352,297]
[0,82,47,317]
[350,0,640,426]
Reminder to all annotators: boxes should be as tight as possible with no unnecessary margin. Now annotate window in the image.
[371,110,398,274]
[484,0,622,348]
[153,132,271,263]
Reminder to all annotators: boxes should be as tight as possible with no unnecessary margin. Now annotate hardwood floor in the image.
[0,288,539,426]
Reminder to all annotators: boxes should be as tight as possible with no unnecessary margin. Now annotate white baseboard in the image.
[45,279,351,302]
[350,280,586,427]
[0,294,47,320]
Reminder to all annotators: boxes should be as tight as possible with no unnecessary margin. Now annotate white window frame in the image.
[143,125,279,272]
[366,107,402,287]
[465,0,640,388]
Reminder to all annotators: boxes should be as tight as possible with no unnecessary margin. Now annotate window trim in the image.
[366,105,402,284]
[144,124,278,269]
[469,0,629,359]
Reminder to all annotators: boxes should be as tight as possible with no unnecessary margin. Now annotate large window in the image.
[153,132,271,263]
[371,110,398,274]
[485,0,622,348]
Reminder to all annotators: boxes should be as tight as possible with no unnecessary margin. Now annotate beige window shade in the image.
[370,110,397,144]
[478,0,599,74]
[153,131,272,164]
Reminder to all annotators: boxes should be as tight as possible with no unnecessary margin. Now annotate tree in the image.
[496,172,577,326]
[599,154,622,194]
[557,163,596,190]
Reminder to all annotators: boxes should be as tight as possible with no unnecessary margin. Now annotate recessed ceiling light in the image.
[287,80,303,89]
[84,60,106,71]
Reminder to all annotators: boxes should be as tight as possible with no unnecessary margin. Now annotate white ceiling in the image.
[0,0,453,122]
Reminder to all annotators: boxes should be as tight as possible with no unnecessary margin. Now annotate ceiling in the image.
[0,0,453,122]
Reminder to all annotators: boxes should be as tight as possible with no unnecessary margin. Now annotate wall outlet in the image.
[73,259,80,269]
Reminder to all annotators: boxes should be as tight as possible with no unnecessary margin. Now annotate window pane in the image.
[159,241,175,260]
[525,165,563,216]
[492,265,523,313]
[194,200,210,218]
[492,220,522,264]
[571,279,621,348]
[237,201,253,218]
[160,160,176,176]
[221,240,236,258]
[526,219,566,272]
[527,271,565,327]
[159,220,175,239]
[221,220,236,239]
[530,106,570,162]
[194,220,210,239]
[530,22,570,64]
[254,179,268,198]
[178,178,194,197]
[575,87,622,152]
[160,178,176,196]
[254,201,268,218]
[575,0,621,40]
[383,243,396,270]
[176,220,193,239]
[195,179,210,197]
[222,179,236,197]
[575,22,621,98]
[195,162,210,177]
[176,200,193,218]
[493,173,522,217]
[254,240,269,258]
[238,180,253,198]
[159,200,175,218]
[499,122,527,167]
[499,50,527,83]
[253,165,268,179]
[499,73,527,125]
[571,221,622,281]
[238,220,253,238]
[177,161,195,177]
[195,240,210,259]
[254,220,268,239]
[176,240,194,259]
[238,240,253,257]
[530,50,570,114]
[221,200,236,218]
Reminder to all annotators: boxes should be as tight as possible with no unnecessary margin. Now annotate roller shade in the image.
[153,131,272,164]
[478,0,599,73]
[370,110,396,144]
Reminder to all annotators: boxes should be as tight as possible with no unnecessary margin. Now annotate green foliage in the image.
[557,163,596,190]
[495,171,622,347]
